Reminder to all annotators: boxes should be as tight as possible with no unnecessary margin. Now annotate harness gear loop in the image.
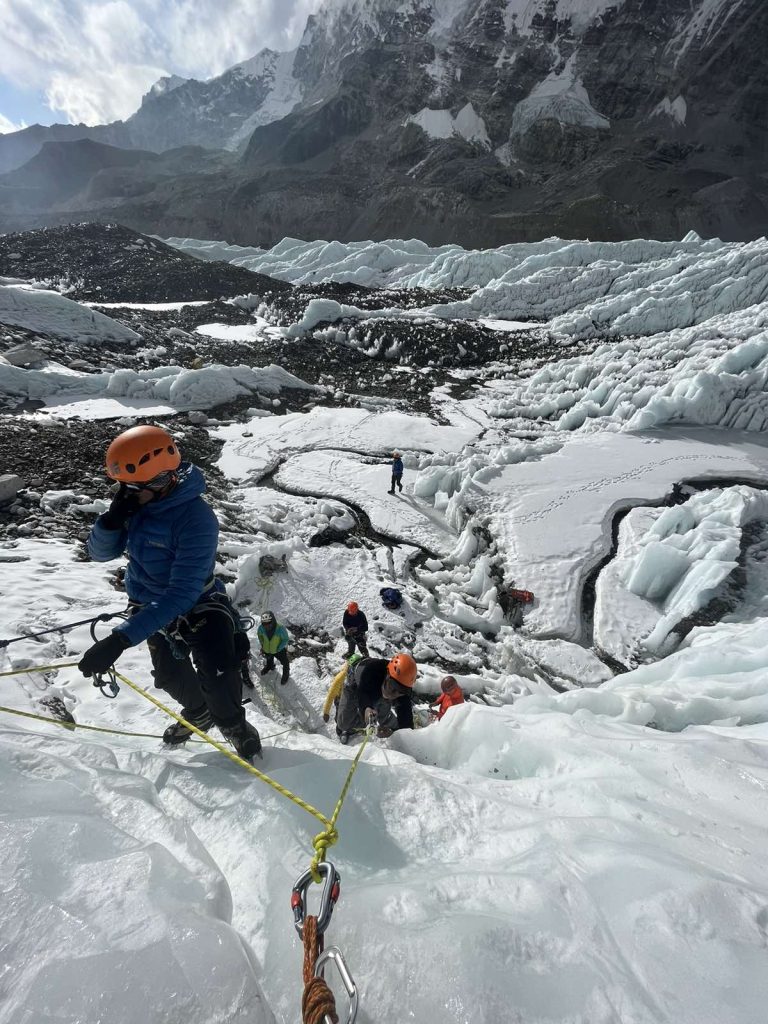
[301,915,338,1024]
[292,861,341,939]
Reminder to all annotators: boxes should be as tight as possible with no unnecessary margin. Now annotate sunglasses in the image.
[123,470,176,493]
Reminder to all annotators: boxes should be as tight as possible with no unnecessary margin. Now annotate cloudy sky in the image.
[0,0,325,133]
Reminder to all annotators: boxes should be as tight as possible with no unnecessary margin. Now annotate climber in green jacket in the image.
[257,610,291,685]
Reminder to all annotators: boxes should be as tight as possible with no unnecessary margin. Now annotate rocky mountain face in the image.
[0,47,305,173]
[1,0,766,244]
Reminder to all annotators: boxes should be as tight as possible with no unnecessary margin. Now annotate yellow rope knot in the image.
[310,826,339,882]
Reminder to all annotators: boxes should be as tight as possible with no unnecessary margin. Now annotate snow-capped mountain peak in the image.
[145,74,190,100]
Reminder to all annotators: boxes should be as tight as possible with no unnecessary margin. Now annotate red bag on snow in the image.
[508,588,534,604]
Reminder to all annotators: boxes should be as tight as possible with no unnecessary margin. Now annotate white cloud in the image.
[0,0,324,125]
[0,112,26,134]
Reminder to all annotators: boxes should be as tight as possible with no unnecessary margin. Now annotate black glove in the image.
[78,631,131,677]
[323,713,330,723]
[99,484,140,530]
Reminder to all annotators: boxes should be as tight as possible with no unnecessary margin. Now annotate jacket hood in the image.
[141,463,207,515]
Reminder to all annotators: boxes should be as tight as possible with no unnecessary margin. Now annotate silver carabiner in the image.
[291,860,341,938]
[315,946,358,1024]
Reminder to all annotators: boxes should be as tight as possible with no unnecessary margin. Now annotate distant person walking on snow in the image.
[343,600,369,657]
[257,610,291,684]
[431,675,465,720]
[78,425,262,763]
[389,451,404,495]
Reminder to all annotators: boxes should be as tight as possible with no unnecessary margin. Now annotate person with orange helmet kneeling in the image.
[77,424,262,764]
[335,651,417,743]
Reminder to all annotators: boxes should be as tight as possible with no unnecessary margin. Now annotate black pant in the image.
[345,633,369,657]
[147,609,245,730]
[390,473,403,493]
[264,648,290,673]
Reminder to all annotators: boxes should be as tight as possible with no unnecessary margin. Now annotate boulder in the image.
[0,474,23,505]
[3,343,44,367]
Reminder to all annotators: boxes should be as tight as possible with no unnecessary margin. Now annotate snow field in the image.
[5,225,768,1022]
[410,428,768,642]
[215,406,481,481]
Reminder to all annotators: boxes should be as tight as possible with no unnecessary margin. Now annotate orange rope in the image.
[301,916,338,1024]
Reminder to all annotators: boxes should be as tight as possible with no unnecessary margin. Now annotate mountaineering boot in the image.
[163,705,213,745]
[241,661,255,690]
[221,719,263,762]
[280,665,290,686]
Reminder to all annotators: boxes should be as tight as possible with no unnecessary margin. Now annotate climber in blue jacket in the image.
[78,424,262,762]
[389,450,404,494]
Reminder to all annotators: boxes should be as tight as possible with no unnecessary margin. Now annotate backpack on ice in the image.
[380,587,403,610]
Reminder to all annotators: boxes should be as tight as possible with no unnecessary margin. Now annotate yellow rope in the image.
[114,670,334,829]
[1,660,369,882]
[0,703,181,739]
[0,661,80,676]
[310,729,371,880]
[0,702,295,744]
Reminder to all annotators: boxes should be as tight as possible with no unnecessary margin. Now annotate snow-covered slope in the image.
[0,279,140,344]
[4,224,768,1023]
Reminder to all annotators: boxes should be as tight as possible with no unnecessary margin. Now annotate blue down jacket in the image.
[87,464,219,646]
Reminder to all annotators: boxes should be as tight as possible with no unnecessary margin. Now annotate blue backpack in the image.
[380,587,403,609]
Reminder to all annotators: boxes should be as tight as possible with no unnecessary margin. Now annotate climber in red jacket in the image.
[431,675,465,720]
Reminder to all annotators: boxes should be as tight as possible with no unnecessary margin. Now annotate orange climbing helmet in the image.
[387,652,417,687]
[105,425,181,483]
[347,601,359,614]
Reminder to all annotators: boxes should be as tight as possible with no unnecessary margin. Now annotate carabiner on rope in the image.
[93,669,120,699]
[364,710,378,738]
[315,947,359,1024]
[89,611,129,643]
[291,860,341,938]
